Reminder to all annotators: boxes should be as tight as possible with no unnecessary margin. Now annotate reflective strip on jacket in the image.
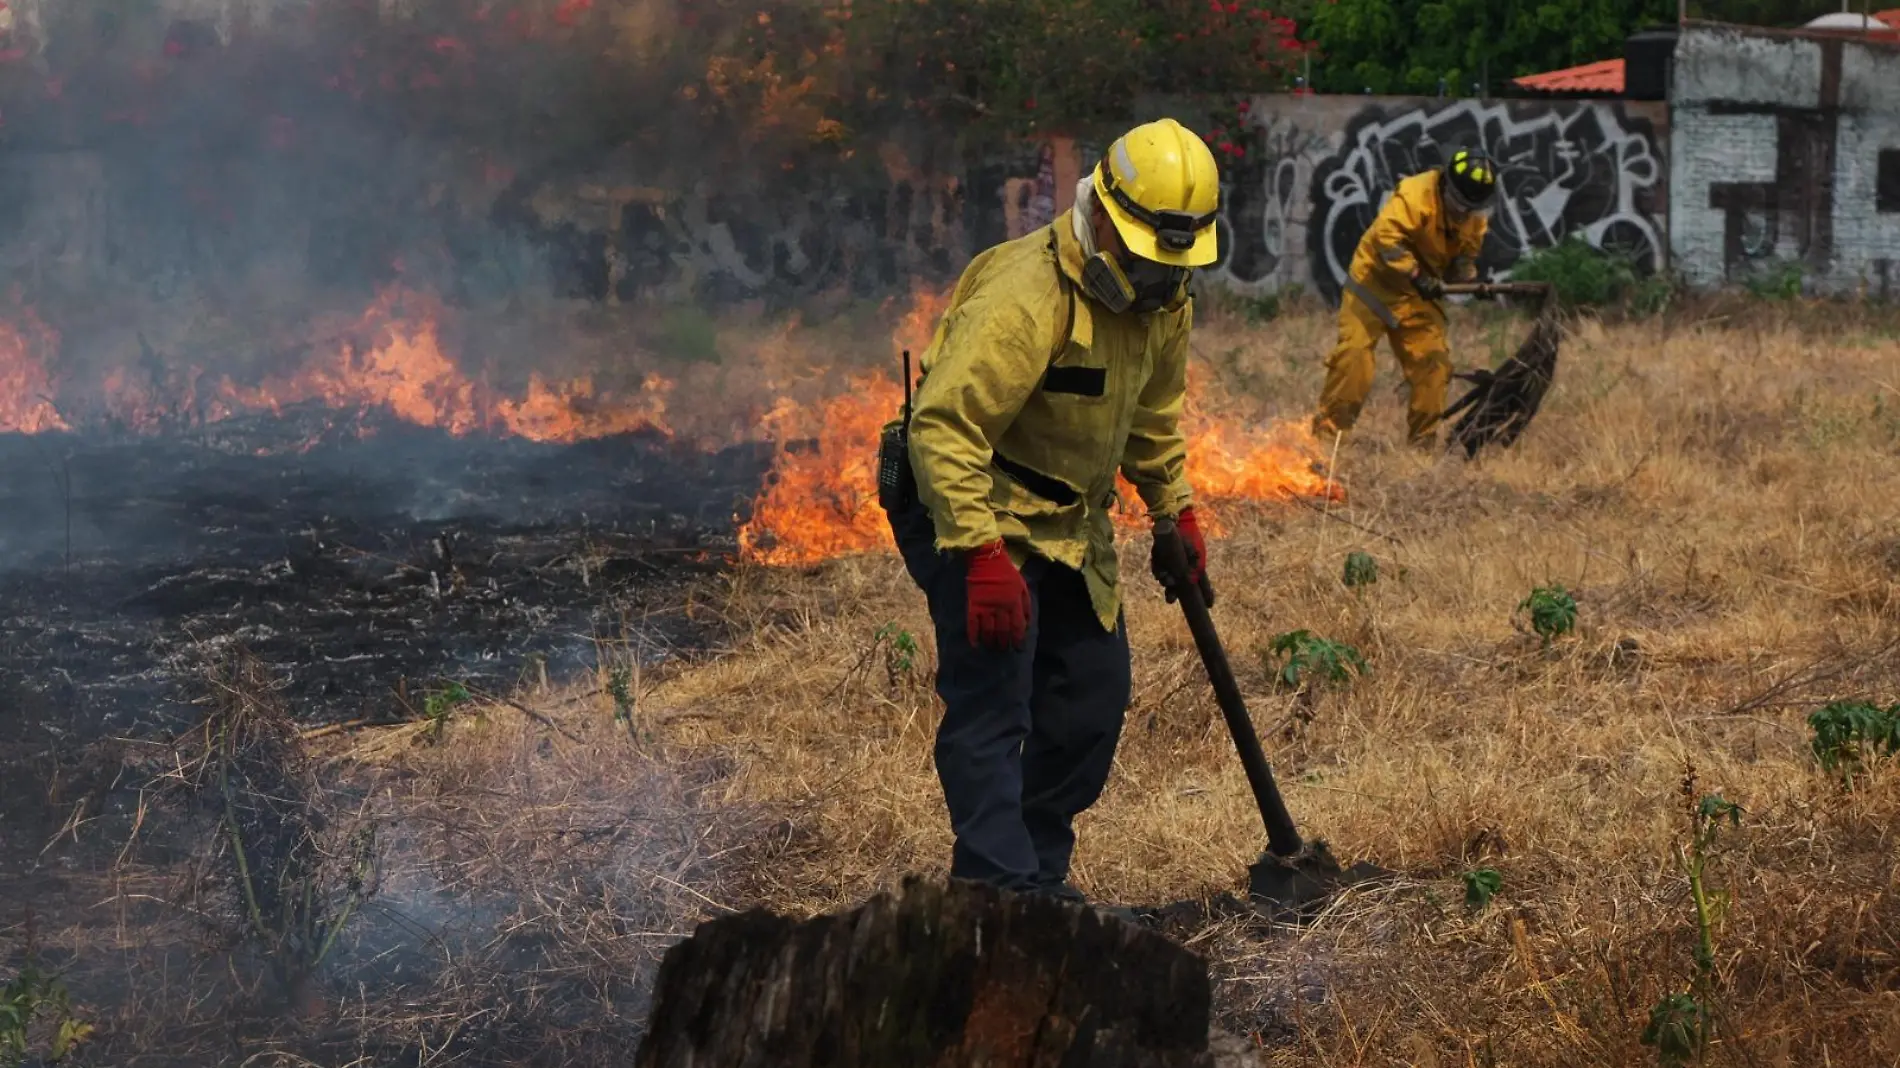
[906,208,1194,631]
[1344,170,1489,327]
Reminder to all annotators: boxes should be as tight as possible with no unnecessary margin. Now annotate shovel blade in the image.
[1247,840,1392,915]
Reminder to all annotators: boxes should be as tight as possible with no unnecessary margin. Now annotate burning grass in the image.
[7,297,1900,1065]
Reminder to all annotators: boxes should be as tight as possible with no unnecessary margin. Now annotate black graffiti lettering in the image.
[1304,101,1665,306]
[1207,121,1331,289]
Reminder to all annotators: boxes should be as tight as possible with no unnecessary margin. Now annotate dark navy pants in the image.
[890,497,1133,892]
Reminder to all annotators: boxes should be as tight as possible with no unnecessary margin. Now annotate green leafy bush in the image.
[658,305,721,365]
[1,956,92,1067]
[1517,586,1578,646]
[1342,551,1378,589]
[423,680,472,740]
[1743,259,1805,301]
[1807,700,1900,784]
[1461,867,1501,911]
[1640,991,1706,1067]
[1506,237,1658,311]
[1265,630,1368,690]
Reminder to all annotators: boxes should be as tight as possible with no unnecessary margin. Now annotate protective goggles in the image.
[1099,162,1219,254]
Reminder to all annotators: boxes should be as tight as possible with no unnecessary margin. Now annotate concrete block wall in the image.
[1669,24,1900,296]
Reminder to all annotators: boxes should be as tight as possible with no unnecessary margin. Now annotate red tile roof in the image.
[1515,15,1900,94]
[1512,57,1625,94]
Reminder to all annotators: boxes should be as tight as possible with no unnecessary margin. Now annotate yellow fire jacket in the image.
[1343,170,1489,325]
[905,209,1195,631]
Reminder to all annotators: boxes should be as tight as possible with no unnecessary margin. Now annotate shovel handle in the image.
[1154,519,1305,858]
[1440,281,1553,298]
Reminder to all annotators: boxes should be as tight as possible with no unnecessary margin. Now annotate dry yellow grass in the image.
[53,297,1889,1065]
[626,299,1900,1066]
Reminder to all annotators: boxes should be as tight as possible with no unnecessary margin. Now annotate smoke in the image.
[3,2,618,310]
[0,0,1025,444]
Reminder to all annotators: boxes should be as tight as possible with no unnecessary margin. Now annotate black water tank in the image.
[1625,26,1679,100]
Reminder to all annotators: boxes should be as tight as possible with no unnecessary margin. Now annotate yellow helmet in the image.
[1091,118,1222,268]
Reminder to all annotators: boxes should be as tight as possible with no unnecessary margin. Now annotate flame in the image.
[494,372,675,443]
[891,281,950,359]
[735,282,947,565]
[0,271,1341,569]
[0,283,681,444]
[220,287,484,434]
[0,310,67,434]
[737,374,902,567]
[736,282,1344,565]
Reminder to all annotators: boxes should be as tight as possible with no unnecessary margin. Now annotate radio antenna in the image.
[902,349,912,420]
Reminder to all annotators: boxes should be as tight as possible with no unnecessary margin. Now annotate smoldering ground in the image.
[0,3,963,1063]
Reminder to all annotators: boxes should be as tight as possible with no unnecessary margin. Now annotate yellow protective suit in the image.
[1313,169,1488,446]
[905,209,1194,632]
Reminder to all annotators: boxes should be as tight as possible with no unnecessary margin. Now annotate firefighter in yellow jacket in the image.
[882,118,1219,904]
[1311,148,1499,447]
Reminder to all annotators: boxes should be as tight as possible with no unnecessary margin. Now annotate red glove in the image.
[964,540,1031,651]
[1152,507,1217,608]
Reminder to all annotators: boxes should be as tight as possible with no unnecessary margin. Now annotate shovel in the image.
[1439,280,1553,301]
[1152,518,1389,915]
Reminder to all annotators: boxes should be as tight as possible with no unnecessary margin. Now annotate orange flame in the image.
[220,287,484,434]
[494,372,675,443]
[737,374,902,566]
[733,282,946,565]
[203,284,670,443]
[736,283,1344,565]
[2,284,678,444]
[0,311,68,435]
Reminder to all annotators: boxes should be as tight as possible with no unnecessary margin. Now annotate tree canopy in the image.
[1299,0,1859,96]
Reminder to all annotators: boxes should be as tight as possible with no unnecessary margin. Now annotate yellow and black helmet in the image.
[1442,147,1498,213]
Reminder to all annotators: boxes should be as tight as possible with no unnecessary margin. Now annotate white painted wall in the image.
[1670,25,1900,295]
[1668,110,1781,287]
[1834,45,1900,297]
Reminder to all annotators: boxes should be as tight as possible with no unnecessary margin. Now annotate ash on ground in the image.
[0,414,774,1066]
[0,409,771,741]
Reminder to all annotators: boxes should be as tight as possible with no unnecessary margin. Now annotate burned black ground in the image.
[0,415,772,1066]
[0,409,769,740]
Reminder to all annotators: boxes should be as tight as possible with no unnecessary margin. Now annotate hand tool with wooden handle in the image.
[1151,518,1389,912]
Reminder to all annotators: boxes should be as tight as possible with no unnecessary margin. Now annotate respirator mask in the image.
[1082,252,1189,315]
[1086,160,1218,315]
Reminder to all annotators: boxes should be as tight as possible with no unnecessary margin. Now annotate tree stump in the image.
[634,876,1258,1068]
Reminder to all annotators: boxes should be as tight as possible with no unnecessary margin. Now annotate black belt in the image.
[992,453,1080,507]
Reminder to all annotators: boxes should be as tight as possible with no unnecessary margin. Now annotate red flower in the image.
[552,0,594,26]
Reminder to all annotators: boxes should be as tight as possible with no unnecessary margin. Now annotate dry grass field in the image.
[599,297,1900,1065]
[8,295,1899,1067]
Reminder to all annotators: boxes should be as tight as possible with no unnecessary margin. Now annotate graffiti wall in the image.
[1190,95,1670,304]
[1669,24,1900,296]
